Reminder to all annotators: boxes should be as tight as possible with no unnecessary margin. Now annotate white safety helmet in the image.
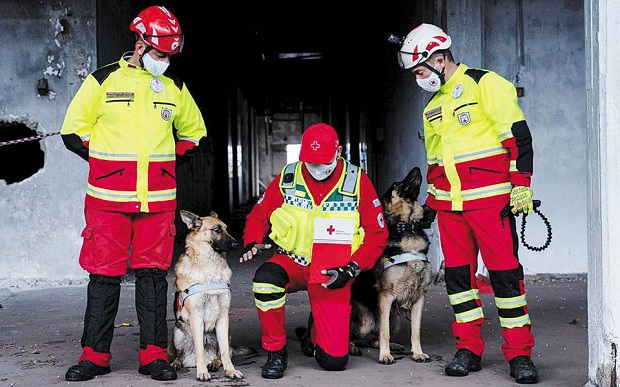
[398,23,451,69]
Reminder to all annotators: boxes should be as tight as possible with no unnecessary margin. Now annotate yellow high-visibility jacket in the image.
[61,52,206,213]
[268,159,365,264]
[423,63,533,211]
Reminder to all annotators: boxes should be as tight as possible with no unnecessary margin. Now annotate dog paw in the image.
[349,346,363,356]
[412,352,431,363]
[196,371,212,382]
[389,343,406,352]
[207,359,222,372]
[225,369,244,379]
[378,353,395,365]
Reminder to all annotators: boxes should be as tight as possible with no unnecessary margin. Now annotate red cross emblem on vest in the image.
[326,225,335,235]
[311,140,320,151]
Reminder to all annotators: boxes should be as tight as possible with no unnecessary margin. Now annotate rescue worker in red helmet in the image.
[393,23,539,384]
[60,5,206,382]
[239,123,388,379]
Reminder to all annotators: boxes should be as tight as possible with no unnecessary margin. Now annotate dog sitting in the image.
[169,210,245,381]
[297,166,436,364]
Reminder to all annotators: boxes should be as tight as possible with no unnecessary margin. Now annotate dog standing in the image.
[299,166,435,365]
[169,210,244,381]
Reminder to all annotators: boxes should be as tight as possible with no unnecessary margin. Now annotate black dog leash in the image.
[501,200,553,252]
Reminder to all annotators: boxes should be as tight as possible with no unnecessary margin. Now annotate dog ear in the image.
[180,210,202,230]
[209,211,219,219]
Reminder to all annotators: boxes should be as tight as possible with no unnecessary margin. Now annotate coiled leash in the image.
[501,200,553,252]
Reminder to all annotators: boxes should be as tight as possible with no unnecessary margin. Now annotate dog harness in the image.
[177,282,230,308]
[380,251,428,270]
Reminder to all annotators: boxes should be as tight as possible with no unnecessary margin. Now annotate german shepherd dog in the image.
[169,210,245,381]
[297,166,435,365]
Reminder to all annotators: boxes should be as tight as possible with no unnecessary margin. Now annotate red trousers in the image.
[255,253,352,357]
[79,207,176,276]
[437,206,535,361]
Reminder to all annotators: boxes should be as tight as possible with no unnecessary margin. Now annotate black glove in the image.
[323,261,360,289]
[239,242,270,260]
[241,242,258,256]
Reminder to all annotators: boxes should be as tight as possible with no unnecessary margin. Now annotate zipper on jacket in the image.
[469,166,500,174]
[153,102,176,109]
[452,102,478,115]
[95,168,125,180]
[161,168,175,180]
[106,99,133,107]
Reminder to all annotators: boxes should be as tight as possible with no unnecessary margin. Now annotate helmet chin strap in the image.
[421,55,446,84]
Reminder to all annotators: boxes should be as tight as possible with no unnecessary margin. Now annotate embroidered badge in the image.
[150,78,164,93]
[161,107,172,121]
[377,212,385,228]
[452,84,463,99]
[425,107,442,121]
[373,198,380,208]
[458,112,471,125]
[106,92,134,98]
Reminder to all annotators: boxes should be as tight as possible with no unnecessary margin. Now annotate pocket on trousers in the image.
[78,226,95,271]
[159,223,176,268]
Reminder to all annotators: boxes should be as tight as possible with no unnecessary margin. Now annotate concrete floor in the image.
[0,247,588,387]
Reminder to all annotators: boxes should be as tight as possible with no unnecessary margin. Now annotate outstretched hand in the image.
[321,261,360,289]
[239,242,272,263]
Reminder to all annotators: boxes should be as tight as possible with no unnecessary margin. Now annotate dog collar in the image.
[381,251,428,270]
[180,282,230,307]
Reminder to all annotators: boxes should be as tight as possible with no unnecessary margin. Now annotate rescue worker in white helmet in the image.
[392,23,539,384]
[239,123,388,379]
[61,5,206,382]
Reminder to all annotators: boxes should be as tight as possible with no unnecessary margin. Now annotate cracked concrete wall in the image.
[0,0,96,288]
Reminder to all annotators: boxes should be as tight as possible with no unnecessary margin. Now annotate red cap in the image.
[299,123,340,164]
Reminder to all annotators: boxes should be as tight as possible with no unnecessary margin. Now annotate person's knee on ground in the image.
[315,344,348,371]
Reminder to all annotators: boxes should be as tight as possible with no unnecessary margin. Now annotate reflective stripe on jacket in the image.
[268,158,364,263]
[423,63,533,211]
[61,52,207,213]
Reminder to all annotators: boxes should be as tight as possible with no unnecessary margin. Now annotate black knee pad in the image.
[252,261,289,288]
[315,344,348,371]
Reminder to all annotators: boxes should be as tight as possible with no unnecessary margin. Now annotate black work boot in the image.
[510,356,539,384]
[261,348,288,379]
[138,359,177,381]
[65,360,111,381]
[445,348,482,376]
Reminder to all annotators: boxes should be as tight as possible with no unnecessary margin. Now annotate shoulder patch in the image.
[464,68,489,84]
[92,62,121,85]
[373,198,380,208]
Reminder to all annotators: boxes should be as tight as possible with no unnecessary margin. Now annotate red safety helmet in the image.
[299,123,340,164]
[130,6,184,54]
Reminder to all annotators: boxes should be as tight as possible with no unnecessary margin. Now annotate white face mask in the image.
[142,51,169,76]
[305,157,338,181]
[416,71,441,92]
